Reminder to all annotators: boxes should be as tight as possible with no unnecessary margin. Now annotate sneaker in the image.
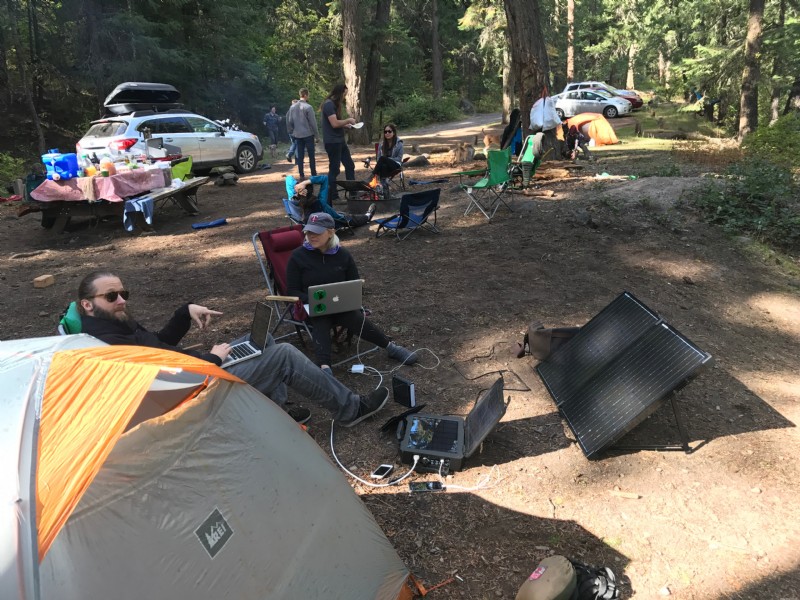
[321,366,335,378]
[366,203,376,220]
[287,406,311,425]
[341,387,389,428]
[387,342,418,366]
[286,153,294,162]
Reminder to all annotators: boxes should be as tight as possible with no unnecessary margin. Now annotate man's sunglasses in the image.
[89,290,130,302]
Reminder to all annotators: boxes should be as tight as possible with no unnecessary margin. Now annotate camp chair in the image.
[461,148,513,221]
[252,225,378,365]
[282,198,304,226]
[508,134,543,188]
[374,188,441,241]
[58,301,82,335]
[372,143,409,200]
[171,156,193,181]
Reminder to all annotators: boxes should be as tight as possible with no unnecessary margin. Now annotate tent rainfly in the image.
[1,334,409,600]
[566,113,620,146]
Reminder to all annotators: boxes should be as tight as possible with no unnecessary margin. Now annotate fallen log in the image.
[534,168,571,180]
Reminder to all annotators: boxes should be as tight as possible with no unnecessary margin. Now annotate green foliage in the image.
[0,153,25,186]
[386,93,463,128]
[741,113,800,169]
[694,159,800,250]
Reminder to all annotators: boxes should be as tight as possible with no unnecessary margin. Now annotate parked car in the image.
[562,81,643,109]
[76,82,263,173]
[552,89,632,119]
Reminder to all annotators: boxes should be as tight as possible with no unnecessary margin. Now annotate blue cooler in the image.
[42,150,80,180]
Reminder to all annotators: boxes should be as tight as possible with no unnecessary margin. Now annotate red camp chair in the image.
[252,224,378,365]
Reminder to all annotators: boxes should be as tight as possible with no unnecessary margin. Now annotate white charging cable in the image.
[330,421,418,488]
[436,459,498,492]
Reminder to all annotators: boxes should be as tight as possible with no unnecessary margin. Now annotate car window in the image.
[137,117,192,135]
[84,121,128,138]
[567,92,580,100]
[185,116,222,133]
[584,92,602,101]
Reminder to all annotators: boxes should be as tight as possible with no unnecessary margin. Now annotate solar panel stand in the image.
[609,394,692,454]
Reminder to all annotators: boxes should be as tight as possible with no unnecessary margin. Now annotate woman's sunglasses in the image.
[384,129,393,134]
[89,290,130,302]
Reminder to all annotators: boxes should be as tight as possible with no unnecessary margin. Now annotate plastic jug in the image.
[42,150,80,181]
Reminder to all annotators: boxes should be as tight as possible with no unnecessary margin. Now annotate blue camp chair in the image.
[374,189,441,241]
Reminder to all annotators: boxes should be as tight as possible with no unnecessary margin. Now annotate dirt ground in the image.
[2,115,799,599]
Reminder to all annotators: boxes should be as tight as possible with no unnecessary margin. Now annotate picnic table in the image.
[28,168,209,233]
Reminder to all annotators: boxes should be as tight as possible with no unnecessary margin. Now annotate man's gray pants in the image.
[225,335,359,421]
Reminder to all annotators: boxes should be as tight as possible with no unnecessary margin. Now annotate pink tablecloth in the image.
[30,169,171,203]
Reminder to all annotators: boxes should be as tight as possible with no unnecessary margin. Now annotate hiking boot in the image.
[387,342,418,365]
[341,386,389,428]
[287,406,311,425]
[366,203,376,221]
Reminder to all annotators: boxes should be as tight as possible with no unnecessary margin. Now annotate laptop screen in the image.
[463,377,506,457]
[249,302,272,349]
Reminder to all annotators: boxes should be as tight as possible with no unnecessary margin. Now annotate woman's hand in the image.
[188,304,223,329]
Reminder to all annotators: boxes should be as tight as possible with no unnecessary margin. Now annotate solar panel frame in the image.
[536,292,712,458]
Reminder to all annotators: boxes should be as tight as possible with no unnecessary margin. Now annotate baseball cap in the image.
[303,212,335,234]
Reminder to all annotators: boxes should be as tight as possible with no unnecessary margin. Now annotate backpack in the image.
[571,560,620,600]
[515,556,620,600]
[516,321,581,360]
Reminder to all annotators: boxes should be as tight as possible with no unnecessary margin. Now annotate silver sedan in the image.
[552,90,632,119]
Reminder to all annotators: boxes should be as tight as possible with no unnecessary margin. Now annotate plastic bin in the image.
[42,150,80,181]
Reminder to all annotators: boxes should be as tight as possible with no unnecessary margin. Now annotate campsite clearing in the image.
[1,114,799,599]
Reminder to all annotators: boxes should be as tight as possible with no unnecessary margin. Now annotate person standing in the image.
[320,83,356,203]
[263,106,281,159]
[285,99,298,163]
[287,89,319,180]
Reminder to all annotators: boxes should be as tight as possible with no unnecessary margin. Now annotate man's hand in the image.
[188,304,222,329]
[210,343,231,361]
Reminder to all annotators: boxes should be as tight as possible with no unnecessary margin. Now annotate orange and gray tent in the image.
[566,113,619,146]
[1,334,409,600]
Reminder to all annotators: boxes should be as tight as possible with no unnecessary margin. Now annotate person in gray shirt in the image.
[320,83,356,202]
[287,88,319,180]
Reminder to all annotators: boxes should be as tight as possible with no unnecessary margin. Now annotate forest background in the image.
[3,0,800,179]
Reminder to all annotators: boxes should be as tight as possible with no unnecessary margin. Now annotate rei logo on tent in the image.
[195,507,234,559]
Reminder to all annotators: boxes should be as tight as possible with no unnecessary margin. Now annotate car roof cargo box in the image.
[103,82,182,116]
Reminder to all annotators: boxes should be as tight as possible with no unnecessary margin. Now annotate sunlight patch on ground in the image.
[612,251,714,282]
[737,371,800,406]
[737,292,800,338]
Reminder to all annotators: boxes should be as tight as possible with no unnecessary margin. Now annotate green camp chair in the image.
[460,148,513,221]
[510,134,544,188]
[171,156,193,181]
[58,301,82,335]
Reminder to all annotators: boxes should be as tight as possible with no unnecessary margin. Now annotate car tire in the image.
[556,108,565,119]
[603,106,618,119]
[234,144,258,173]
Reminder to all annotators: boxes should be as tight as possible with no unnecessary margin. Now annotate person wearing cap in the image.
[286,174,375,229]
[286,213,419,374]
[75,270,390,428]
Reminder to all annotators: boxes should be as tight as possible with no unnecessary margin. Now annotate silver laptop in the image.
[222,302,271,368]
[306,279,364,317]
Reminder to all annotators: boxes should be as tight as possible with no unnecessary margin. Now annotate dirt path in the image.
[1,115,799,599]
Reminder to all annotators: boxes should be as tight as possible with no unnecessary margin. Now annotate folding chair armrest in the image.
[266,294,300,302]
[452,168,484,177]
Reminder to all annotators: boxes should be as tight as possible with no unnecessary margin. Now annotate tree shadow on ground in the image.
[364,490,632,599]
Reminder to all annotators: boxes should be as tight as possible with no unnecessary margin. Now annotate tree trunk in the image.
[358,0,390,143]
[738,0,764,140]
[431,0,443,99]
[784,76,800,114]
[626,43,637,90]
[769,0,785,125]
[6,0,45,153]
[502,47,513,124]
[566,0,574,82]
[342,0,364,141]
[503,0,552,134]
[0,13,10,106]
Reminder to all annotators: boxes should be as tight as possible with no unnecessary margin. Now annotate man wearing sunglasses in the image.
[76,271,389,428]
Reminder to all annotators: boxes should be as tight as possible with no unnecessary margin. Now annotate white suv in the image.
[76,82,263,173]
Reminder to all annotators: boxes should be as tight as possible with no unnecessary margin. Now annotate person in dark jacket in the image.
[76,271,389,428]
[285,213,418,375]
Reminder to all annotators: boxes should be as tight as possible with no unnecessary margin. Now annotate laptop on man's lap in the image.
[221,302,271,368]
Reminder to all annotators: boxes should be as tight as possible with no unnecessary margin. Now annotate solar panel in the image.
[536,292,712,458]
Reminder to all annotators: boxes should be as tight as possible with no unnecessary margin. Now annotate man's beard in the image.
[91,304,135,326]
